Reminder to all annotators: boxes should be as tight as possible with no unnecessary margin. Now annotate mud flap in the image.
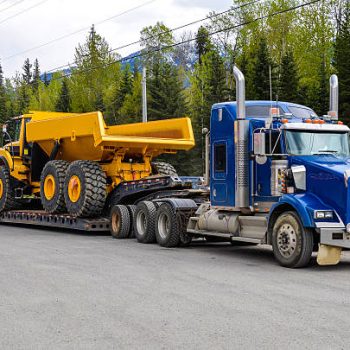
[317,244,342,266]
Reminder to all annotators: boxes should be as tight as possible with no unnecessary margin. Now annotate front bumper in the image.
[317,225,350,249]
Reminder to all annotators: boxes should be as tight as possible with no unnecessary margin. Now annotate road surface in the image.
[0,224,349,349]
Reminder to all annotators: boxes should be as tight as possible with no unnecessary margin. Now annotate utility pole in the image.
[142,67,147,123]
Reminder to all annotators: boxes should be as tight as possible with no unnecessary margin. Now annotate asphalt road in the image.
[1,225,350,350]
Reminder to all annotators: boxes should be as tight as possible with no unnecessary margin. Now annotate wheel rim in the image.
[136,211,147,237]
[0,178,3,198]
[111,211,121,234]
[68,175,81,203]
[158,212,171,239]
[276,223,297,258]
[44,174,56,200]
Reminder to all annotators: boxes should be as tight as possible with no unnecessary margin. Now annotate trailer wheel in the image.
[126,205,137,238]
[134,201,157,243]
[0,166,19,211]
[110,205,130,239]
[155,203,180,248]
[151,162,178,176]
[40,160,69,213]
[272,211,313,268]
[64,160,106,217]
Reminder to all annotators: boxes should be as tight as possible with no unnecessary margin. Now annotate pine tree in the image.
[22,58,32,85]
[251,37,273,100]
[317,56,329,115]
[334,3,350,122]
[32,58,40,93]
[279,50,299,103]
[0,62,6,123]
[196,26,212,64]
[55,78,71,112]
[114,64,133,119]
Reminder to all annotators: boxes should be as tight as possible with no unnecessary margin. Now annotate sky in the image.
[0,0,232,78]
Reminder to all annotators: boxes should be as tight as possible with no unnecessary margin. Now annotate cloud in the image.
[0,0,232,77]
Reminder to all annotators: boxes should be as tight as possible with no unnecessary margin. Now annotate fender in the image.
[0,149,13,170]
[154,198,197,210]
[269,192,338,229]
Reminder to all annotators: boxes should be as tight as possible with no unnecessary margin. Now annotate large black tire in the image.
[0,166,19,211]
[155,203,181,248]
[272,211,313,268]
[110,205,130,239]
[126,205,137,238]
[151,162,178,176]
[64,160,107,217]
[40,160,69,213]
[134,201,157,243]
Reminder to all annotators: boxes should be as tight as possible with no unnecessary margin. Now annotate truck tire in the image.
[40,160,69,213]
[64,160,106,217]
[155,203,181,247]
[151,162,178,176]
[126,205,136,238]
[110,205,130,239]
[0,166,19,211]
[134,201,157,243]
[272,211,313,268]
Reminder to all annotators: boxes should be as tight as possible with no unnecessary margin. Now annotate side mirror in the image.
[253,133,266,155]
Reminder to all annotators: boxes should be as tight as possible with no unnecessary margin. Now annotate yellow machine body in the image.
[0,111,195,196]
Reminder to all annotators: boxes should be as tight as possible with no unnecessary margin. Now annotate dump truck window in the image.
[214,144,226,172]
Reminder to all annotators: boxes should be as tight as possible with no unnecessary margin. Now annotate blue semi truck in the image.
[131,66,350,268]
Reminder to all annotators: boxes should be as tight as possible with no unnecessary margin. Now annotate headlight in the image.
[314,210,333,219]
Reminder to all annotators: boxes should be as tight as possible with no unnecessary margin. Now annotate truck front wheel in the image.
[272,211,313,268]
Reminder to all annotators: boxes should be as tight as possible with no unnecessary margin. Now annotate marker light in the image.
[304,119,312,123]
[281,119,289,124]
[338,121,344,125]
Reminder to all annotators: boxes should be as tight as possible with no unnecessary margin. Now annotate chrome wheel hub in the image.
[277,224,297,258]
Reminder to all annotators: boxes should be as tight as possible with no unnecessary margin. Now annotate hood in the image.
[291,155,350,224]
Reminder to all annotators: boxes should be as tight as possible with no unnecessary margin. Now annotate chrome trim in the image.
[329,74,339,120]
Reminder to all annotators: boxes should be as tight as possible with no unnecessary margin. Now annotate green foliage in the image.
[55,78,71,112]
[0,62,6,123]
[278,50,299,102]
[334,2,350,121]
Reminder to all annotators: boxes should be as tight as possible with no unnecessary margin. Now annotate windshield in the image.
[285,130,350,156]
[287,106,317,119]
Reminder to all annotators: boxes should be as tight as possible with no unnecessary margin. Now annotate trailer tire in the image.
[155,203,180,248]
[64,160,106,217]
[151,162,178,176]
[40,160,69,213]
[126,205,137,238]
[272,211,313,268]
[110,205,130,239]
[134,201,157,243]
[0,166,19,211]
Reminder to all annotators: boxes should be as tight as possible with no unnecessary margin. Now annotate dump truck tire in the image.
[155,203,180,247]
[64,160,107,217]
[126,205,137,238]
[134,201,157,243]
[0,166,19,211]
[110,205,130,239]
[40,160,69,213]
[151,162,178,176]
[272,211,313,268]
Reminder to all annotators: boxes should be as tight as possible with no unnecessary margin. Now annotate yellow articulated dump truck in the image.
[0,111,205,238]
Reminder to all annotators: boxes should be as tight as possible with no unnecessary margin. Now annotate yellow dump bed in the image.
[25,111,195,162]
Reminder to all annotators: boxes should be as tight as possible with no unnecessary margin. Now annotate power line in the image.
[0,0,25,14]
[47,0,322,84]
[3,0,158,60]
[0,0,49,25]
[45,0,262,73]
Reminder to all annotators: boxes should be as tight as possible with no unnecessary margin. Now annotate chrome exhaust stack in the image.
[233,66,249,208]
[329,74,339,120]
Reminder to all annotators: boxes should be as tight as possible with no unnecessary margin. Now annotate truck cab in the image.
[188,67,350,267]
